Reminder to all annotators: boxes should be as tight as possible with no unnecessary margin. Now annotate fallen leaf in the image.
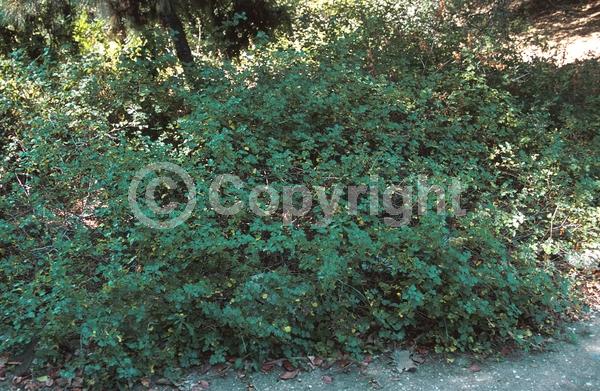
[140,377,151,387]
[261,362,275,373]
[279,369,299,380]
[192,380,210,390]
[469,363,481,372]
[282,360,295,372]
[308,356,324,367]
[322,375,333,384]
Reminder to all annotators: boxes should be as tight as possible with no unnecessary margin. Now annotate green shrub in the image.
[0,0,598,387]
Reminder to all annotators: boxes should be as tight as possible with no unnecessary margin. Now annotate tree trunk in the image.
[160,12,196,85]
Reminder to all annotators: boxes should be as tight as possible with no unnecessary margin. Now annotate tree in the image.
[107,0,288,61]
[0,0,75,57]
[0,0,288,81]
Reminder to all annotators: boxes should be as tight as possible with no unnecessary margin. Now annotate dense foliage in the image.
[0,0,598,387]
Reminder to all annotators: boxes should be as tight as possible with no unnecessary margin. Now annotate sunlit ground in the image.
[519,0,600,63]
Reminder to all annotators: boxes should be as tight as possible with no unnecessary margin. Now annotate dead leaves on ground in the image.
[258,358,300,381]
[282,360,295,372]
[279,368,300,380]
[307,355,324,368]
[2,358,84,391]
[279,359,300,380]
[264,354,370,382]
[191,380,210,390]
[468,363,481,372]
[260,361,276,373]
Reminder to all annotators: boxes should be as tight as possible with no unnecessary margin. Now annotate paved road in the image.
[175,312,600,391]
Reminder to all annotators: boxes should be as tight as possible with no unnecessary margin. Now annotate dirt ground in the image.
[517,0,600,63]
